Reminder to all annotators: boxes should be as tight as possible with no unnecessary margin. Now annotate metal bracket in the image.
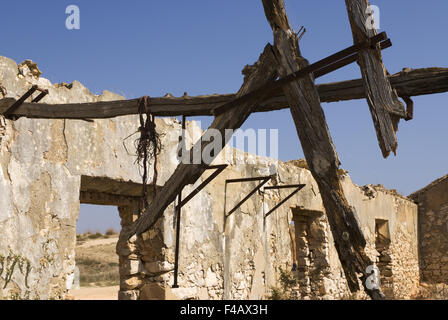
[401,96,414,121]
[3,85,49,120]
[224,175,273,218]
[172,163,228,288]
[313,38,391,79]
[213,32,392,116]
[262,184,306,219]
[178,164,228,210]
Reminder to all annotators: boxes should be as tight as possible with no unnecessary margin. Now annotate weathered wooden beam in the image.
[345,0,406,158]
[120,44,279,239]
[261,0,384,299]
[0,68,446,119]
[318,67,448,103]
[0,95,235,119]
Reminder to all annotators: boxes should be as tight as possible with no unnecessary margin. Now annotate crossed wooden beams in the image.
[262,0,383,299]
[1,0,446,300]
[124,0,386,300]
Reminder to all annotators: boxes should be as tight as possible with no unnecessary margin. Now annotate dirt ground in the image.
[77,237,119,249]
[70,286,120,300]
[70,233,120,300]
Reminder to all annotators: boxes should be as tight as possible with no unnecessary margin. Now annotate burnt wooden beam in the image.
[261,0,384,299]
[0,68,446,119]
[120,44,279,239]
[345,0,406,158]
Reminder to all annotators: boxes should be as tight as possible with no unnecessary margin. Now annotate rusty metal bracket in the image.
[313,39,391,78]
[173,115,187,230]
[178,164,228,210]
[262,184,306,219]
[3,85,49,120]
[224,175,273,218]
[32,88,49,103]
[172,163,228,288]
[401,96,414,121]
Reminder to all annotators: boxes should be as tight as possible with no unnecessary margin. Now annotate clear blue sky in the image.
[2,1,447,232]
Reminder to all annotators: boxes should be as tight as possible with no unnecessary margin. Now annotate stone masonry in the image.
[410,175,448,284]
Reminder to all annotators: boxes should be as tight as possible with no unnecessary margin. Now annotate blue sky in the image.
[1,1,447,232]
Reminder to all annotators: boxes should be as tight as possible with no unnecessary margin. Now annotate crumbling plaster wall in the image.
[0,56,419,300]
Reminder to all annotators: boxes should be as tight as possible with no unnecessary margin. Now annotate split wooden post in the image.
[261,0,384,299]
[120,44,279,239]
[345,0,406,158]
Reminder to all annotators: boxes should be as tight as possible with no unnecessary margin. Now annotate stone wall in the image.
[0,56,420,300]
[410,175,448,284]
[342,184,420,299]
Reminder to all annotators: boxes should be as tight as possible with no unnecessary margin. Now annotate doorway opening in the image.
[75,204,121,291]
[71,176,144,300]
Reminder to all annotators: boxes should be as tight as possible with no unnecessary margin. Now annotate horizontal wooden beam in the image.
[0,68,446,119]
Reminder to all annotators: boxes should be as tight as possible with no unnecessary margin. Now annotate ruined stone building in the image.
[0,57,445,300]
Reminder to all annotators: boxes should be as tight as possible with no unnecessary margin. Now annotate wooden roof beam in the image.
[0,68,446,120]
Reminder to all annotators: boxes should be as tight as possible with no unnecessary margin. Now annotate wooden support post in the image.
[121,44,279,239]
[345,0,406,158]
[261,0,384,299]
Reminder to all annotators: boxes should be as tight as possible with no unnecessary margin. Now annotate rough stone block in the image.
[139,283,166,300]
[121,276,143,291]
[120,259,144,276]
[118,290,139,301]
[144,261,174,275]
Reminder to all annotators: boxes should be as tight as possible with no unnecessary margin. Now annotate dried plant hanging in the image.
[123,96,163,214]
